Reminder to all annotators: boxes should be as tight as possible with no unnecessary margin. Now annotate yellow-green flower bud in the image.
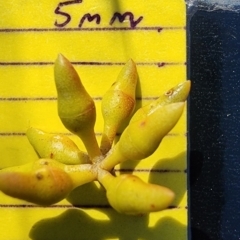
[26,127,90,164]
[101,102,185,170]
[54,54,101,161]
[131,80,190,123]
[0,159,96,205]
[98,170,174,215]
[100,59,138,155]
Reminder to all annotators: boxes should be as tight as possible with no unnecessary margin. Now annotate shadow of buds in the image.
[29,209,187,240]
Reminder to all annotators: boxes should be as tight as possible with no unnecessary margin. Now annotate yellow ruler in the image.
[0,1,187,239]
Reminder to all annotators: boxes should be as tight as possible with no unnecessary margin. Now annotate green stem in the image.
[100,125,116,155]
[77,129,102,163]
[100,144,124,171]
[97,168,115,190]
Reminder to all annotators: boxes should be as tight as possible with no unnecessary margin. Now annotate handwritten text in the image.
[54,0,143,28]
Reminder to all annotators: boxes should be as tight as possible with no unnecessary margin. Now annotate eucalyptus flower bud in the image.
[0,159,96,205]
[27,127,90,165]
[54,54,101,161]
[100,59,138,155]
[101,102,185,170]
[98,170,174,215]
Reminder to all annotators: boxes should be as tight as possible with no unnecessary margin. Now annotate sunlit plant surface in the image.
[0,54,190,215]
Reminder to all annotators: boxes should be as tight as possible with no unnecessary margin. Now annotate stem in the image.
[100,144,124,171]
[97,168,115,190]
[64,164,97,188]
[100,125,116,155]
[77,128,102,163]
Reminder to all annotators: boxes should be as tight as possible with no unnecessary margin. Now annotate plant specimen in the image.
[0,54,190,215]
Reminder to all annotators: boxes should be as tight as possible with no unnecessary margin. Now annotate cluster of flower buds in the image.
[0,54,190,215]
